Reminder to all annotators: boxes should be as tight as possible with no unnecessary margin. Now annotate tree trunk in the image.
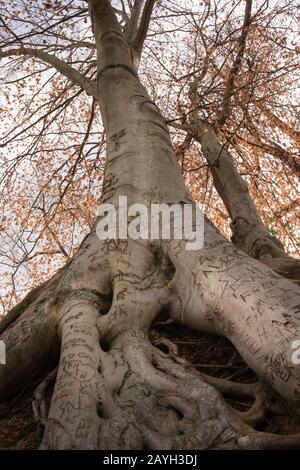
[186,118,300,284]
[1,0,300,450]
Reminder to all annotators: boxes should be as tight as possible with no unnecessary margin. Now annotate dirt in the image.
[0,396,41,449]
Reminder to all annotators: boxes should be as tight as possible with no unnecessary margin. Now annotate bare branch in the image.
[124,0,144,42]
[132,0,156,58]
[218,0,253,125]
[0,47,97,98]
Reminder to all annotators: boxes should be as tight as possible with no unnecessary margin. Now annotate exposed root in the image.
[32,367,58,429]
[198,373,256,400]
[167,233,300,404]
[235,432,300,450]
[1,233,300,450]
[0,296,59,401]
[262,256,300,286]
[41,297,103,450]
[152,337,179,357]
[154,318,175,327]
[150,326,300,433]
[3,298,300,450]
[96,331,250,449]
[238,382,266,426]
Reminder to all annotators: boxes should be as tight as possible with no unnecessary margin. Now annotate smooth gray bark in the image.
[185,118,300,284]
[0,0,300,450]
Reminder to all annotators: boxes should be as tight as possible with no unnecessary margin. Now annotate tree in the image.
[0,0,300,450]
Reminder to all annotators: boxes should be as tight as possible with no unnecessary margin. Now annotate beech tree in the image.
[0,0,300,450]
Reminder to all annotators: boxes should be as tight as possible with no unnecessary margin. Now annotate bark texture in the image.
[0,0,300,450]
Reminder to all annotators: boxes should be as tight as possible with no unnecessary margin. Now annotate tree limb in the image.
[123,0,144,42]
[170,118,300,281]
[218,0,252,125]
[0,47,97,99]
[132,0,156,58]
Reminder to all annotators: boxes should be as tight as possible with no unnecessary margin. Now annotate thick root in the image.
[0,283,60,401]
[41,319,300,449]
[39,255,300,450]
[1,233,300,450]
[167,225,300,404]
[32,367,58,428]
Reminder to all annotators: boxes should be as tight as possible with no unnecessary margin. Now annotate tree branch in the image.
[0,47,97,99]
[132,0,156,58]
[218,0,252,125]
[123,0,144,42]
[171,119,295,261]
